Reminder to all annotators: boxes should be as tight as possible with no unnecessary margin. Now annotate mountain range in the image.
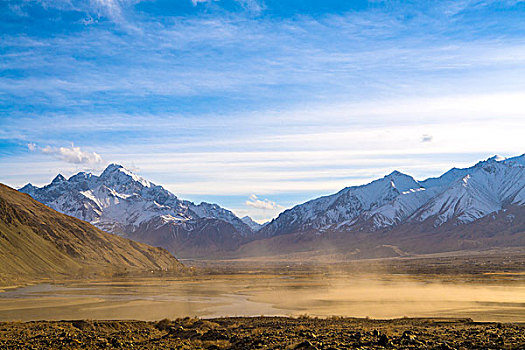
[260,154,525,236]
[19,154,525,258]
[20,164,255,258]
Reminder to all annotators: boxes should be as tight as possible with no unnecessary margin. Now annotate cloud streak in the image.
[4,1,525,118]
[246,194,283,210]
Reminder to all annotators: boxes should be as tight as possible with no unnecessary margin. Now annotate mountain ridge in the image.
[18,154,525,258]
[20,163,257,258]
[259,154,525,237]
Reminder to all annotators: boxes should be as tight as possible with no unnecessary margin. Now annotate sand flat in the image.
[0,273,523,322]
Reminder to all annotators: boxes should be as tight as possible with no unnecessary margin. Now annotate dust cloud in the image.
[0,272,523,322]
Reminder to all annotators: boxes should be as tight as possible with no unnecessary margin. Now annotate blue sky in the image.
[1,0,525,222]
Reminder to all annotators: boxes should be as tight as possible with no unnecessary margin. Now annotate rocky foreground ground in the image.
[0,317,523,349]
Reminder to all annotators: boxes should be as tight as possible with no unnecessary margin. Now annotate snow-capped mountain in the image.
[411,156,525,226]
[20,164,255,257]
[18,154,525,258]
[241,216,265,231]
[260,154,525,237]
[259,171,426,236]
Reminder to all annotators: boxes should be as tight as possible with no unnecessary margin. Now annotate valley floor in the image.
[0,249,524,349]
[0,316,524,349]
[0,249,524,323]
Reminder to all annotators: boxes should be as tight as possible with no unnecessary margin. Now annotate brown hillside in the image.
[0,183,183,284]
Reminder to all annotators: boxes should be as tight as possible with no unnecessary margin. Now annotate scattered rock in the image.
[0,317,522,349]
[378,333,389,347]
[71,320,91,330]
[294,340,318,350]
[155,318,172,331]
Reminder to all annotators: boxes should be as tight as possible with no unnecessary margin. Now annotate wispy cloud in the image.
[6,91,524,197]
[30,0,140,19]
[28,143,103,167]
[4,1,525,115]
[191,0,208,6]
[246,194,283,210]
[6,0,146,30]
[235,0,265,14]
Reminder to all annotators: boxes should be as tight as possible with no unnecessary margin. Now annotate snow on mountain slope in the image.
[418,167,471,189]
[19,164,254,239]
[411,156,525,226]
[412,174,501,226]
[19,154,525,250]
[261,155,525,237]
[504,153,525,167]
[241,216,264,231]
[260,171,425,236]
[362,187,438,228]
[186,201,252,234]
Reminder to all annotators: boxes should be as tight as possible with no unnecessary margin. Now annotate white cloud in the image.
[12,90,524,196]
[190,0,263,13]
[236,0,265,14]
[191,0,209,6]
[29,143,103,166]
[245,194,283,210]
[91,0,124,20]
[18,0,144,27]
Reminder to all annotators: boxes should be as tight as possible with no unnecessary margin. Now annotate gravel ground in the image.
[1,316,524,349]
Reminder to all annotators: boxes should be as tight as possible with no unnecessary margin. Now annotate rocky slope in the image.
[0,183,182,283]
[19,164,256,258]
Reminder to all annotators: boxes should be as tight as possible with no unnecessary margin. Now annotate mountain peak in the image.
[474,155,506,168]
[103,163,124,173]
[19,183,36,192]
[487,155,506,162]
[386,170,406,177]
[378,170,420,192]
[241,216,263,231]
[99,164,151,188]
[100,163,129,178]
[69,171,93,181]
[52,174,66,183]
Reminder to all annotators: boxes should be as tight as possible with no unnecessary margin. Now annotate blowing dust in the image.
[0,272,523,322]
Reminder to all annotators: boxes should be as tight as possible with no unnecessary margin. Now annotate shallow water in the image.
[0,274,523,322]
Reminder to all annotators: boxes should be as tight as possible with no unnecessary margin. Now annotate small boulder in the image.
[378,334,389,347]
[294,340,318,350]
